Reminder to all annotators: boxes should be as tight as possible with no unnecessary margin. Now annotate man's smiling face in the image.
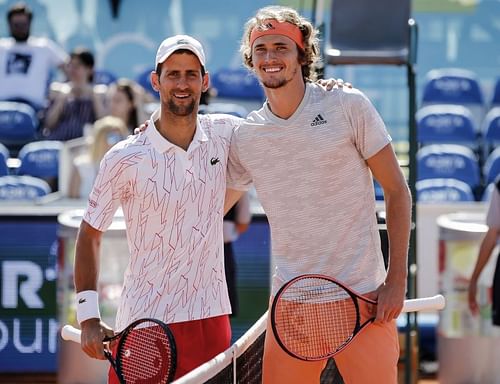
[251,34,303,89]
[153,52,208,116]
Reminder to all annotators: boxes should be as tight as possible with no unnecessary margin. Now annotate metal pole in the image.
[404,57,418,384]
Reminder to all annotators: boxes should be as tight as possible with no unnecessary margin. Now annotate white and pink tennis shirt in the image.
[83,110,241,330]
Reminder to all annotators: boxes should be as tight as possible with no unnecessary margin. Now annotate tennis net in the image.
[172,311,344,384]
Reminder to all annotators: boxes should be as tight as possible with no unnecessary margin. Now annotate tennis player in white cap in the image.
[74,34,239,381]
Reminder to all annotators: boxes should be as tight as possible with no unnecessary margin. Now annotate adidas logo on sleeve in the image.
[311,114,327,126]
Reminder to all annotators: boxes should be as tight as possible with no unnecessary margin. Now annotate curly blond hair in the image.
[240,6,321,82]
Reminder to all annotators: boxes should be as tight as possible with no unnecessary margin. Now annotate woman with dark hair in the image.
[42,47,105,141]
[106,78,147,133]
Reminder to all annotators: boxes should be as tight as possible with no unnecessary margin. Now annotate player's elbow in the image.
[384,182,412,210]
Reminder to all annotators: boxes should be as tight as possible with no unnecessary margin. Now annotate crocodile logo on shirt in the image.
[210,157,220,165]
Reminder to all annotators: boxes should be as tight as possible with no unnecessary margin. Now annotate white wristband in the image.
[76,290,101,325]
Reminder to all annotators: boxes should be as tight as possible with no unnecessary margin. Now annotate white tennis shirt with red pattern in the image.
[83,109,241,330]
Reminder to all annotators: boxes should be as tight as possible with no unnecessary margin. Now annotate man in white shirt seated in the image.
[0,2,68,111]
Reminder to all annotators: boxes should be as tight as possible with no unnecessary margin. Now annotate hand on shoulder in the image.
[316,78,353,91]
[134,120,149,135]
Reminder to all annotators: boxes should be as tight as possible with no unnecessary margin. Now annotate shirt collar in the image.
[145,108,209,153]
[263,83,311,125]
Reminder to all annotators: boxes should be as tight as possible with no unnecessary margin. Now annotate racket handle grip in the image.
[61,325,82,344]
[402,294,446,312]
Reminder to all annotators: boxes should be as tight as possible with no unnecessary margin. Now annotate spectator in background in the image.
[469,175,500,326]
[223,192,252,317]
[42,47,105,141]
[67,116,129,199]
[0,2,68,111]
[106,78,147,134]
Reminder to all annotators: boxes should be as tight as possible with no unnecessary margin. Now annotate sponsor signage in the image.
[0,219,58,373]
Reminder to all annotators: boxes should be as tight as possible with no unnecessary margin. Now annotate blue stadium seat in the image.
[421,68,485,127]
[94,69,118,85]
[17,140,62,179]
[0,101,38,147]
[199,102,248,118]
[135,67,158,99]
[0,142,9,176]
[483,147,500,185]
[210,68,264,101]
[416,178,475,202]
[422,68,484,105]
[483,107,500,154]
[416,104,477,148]
[417,144,481,190]
[0,175,51,200]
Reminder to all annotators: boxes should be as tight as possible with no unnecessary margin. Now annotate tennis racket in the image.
[271,274,446,361]
[61,318,177,384]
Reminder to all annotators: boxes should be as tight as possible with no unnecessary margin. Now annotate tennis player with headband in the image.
[224,6,412,383]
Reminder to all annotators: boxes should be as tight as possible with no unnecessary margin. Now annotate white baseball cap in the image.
[155,35,206,69]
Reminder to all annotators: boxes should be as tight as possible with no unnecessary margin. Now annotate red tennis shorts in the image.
[108,314,231,383]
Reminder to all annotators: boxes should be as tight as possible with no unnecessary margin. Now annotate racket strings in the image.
[276,278,358,359]
[117,322,174,383]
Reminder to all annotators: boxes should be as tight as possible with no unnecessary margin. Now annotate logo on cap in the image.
[177,39,190,45]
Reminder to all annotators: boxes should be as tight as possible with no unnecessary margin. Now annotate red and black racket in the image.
[271,274,445,361]
[61,318,176,383]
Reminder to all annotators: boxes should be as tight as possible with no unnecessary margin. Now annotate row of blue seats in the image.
[416,177,496,203]
[0,140,60,180]
[373,143,499,202]
[0,101,40,153]
[418,144,499,189]
[417,104,499,156]
[422,68,500,115]
[414,69,499,203]
[376,176,496,203]
[419,69,500,164]
[0,139,59,200]
[0,175,51,200]
[417,140,499,202]
[0,140,60,200]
